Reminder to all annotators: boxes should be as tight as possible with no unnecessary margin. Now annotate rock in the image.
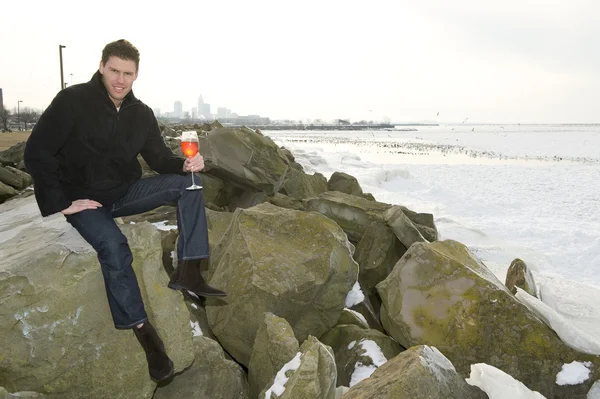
[205,202,358,366]
[121,204,177,226]
[0,197,194,398]
[361,192,376,201]
[280,168,328,199]
[304,191,392,243]
[348,299,386,334]
[383,206,428,249]
[153,336,250,399]
[506,258,537,296]
[261,336,337,399]
[248,313,300,398]
[200,127,290,195]
[0,387,47,398]
[200,173,240,209]
[341,345,486,399]
[336,309,370,329]
[320,324,402,387]
[206,208,235,247]
[228,190,269,211]
[327,172,364,196]
[376,239,600,397]
[0,165,32,190]
[354,221,406,297]
[279,147,304,171]
[397,205,437,241]
[185,299,217,340]
[0,180,19,204]
[269,193,305,211]
[0,142,26,169]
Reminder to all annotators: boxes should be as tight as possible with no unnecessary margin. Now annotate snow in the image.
[151,220,177,231]
[190,320,203,337]
[555,361,593,386]
[515,288,600,355]
[345,281,365,307]
[264,352,302,399]
[349,339,388,387]
[466,363,546,398]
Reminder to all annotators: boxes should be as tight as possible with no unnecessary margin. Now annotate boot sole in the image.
[150,359,174,382]
[168,282,227,297]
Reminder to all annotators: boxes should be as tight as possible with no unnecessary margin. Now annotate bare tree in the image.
[0,106,11,132]
[19,107,41,130]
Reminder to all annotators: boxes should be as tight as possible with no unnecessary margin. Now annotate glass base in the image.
[186,184,203,190]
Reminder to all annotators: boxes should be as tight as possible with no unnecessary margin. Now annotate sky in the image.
[1,0,599,124]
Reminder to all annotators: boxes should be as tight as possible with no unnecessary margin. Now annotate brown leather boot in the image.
[168,259,227,297]
[133,321,174,382]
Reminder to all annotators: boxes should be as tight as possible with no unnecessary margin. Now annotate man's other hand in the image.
[61,199,103,215]
[183,153,205,173]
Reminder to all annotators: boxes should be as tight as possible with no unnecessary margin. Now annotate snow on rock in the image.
[515,288,600,355]
[466,363,546,399]
[555,361,592,386]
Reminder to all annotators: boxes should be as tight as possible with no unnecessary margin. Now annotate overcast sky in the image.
[1,0,599,124]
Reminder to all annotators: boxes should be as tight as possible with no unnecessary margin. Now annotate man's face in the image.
[99,56,138,107]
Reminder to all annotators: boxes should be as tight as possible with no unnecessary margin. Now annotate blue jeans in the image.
[65,174,209,329]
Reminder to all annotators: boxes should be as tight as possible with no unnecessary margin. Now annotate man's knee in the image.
[96,235,133,268]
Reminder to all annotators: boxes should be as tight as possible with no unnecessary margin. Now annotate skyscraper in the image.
[201,103,212,120]
[0,88,4,111]
[198,95,204,114]
[174,101,183,119]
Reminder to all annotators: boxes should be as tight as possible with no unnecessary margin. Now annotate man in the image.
[24,39,225,382]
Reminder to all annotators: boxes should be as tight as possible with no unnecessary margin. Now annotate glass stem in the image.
[191,170,196,186]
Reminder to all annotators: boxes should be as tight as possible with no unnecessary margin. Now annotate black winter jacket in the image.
[24,72,184,216]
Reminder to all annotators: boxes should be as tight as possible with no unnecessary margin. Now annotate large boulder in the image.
[305,192,436,244]
[353,221,406,297]
[205,202,358,366]
[0,197,194,398]
[327,171,364,196]
[0,142,26,169]
[383,206,429,248]
[200,127,290,195]
[280,168,328,199]
[304,191,391,243]
[0,180,19,204]
[377,239,600,398]
[0,166,32,190]
[341,346,486,399]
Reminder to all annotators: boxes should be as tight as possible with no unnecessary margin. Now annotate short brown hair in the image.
[101,39,140,70]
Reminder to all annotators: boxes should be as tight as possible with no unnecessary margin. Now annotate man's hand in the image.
[183,153,205,173]
[61,199,103,215]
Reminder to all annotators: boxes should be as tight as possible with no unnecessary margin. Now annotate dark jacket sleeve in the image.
[24,91,74,217]
[140,109,185,174]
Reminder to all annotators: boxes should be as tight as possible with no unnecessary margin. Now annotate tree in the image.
[19,107,41,130]
[0,106,11,132]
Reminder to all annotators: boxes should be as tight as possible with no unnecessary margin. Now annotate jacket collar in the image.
[90,71,139,108]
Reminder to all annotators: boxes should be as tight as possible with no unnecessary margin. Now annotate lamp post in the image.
[17,100,23,131]
[59,45,66,90]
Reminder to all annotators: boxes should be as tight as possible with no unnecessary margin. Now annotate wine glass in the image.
[181,131,203,190]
